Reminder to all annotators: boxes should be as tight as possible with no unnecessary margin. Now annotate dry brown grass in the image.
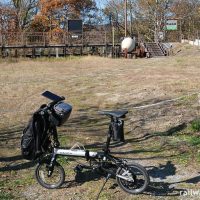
[1,46,200,136]
[1,44,200,199]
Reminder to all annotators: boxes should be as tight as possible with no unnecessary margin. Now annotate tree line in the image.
[0,0,200,41]
[0,0,97,33]
[104,0,200,41]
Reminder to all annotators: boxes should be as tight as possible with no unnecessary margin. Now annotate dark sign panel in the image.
[68,20,83,33]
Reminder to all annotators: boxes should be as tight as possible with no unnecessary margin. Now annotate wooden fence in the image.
[0,30,122,58]
[0,30,114,47]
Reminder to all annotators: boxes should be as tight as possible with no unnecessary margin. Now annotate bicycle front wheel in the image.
[35,160,65,189]
[116,162,149,194]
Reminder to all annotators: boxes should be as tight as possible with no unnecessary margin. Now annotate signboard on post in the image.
[68,19,83,43]
[68,20,83,34]
[166,19,178,30]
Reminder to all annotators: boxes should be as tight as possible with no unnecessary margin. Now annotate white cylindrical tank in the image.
[121,37,135,52]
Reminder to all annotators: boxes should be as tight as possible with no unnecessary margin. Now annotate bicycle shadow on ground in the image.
[61,169,104,189]
[145,161,200,197]
[148,161,176,180]
[0,156,35,172]
[146,161,180,196]
[145,175,200,197]
[145,181,184,197]
[60,161,200,197]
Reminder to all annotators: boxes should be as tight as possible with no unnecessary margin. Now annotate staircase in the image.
[145,42,166,57]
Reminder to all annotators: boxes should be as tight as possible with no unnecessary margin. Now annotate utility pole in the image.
[164,0,169,42]
[155,0,158,42]
[124,0,127,37]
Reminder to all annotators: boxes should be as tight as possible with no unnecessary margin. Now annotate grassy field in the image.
[1,44,200,200]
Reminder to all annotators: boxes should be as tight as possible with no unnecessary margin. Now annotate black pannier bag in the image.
[112,119,125,142]
[21,110,50,161]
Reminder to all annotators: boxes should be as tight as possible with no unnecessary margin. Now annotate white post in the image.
[56,48,59,58]
[112,26,115,47]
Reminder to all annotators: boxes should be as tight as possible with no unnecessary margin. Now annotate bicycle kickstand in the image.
[96,173,112,200]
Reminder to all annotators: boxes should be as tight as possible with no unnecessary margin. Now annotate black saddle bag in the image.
[112,120,124,142]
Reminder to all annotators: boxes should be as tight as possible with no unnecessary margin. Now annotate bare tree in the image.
[11,0,38,30]
[0,2,17,33]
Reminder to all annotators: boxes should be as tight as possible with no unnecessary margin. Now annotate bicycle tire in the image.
[35,160,65,189]
[116,162,149,194]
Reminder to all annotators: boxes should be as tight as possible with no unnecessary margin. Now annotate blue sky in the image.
[96,0,107,8]
[1,0,9,3]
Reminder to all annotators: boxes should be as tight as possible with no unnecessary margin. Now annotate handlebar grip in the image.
[60,96,65,100]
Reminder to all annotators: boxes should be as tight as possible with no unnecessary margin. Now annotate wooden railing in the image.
[0,30,113,47]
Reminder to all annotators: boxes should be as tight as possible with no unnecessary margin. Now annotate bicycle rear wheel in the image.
[35,160,65,189]
[116,162,149,194]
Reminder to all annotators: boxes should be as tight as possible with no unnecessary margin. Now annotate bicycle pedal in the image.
[74,165,83,173]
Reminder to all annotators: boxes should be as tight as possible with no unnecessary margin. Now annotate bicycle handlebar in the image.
[40,91,65,114]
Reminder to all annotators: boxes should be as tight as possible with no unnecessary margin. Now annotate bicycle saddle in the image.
[98,110,128,118]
